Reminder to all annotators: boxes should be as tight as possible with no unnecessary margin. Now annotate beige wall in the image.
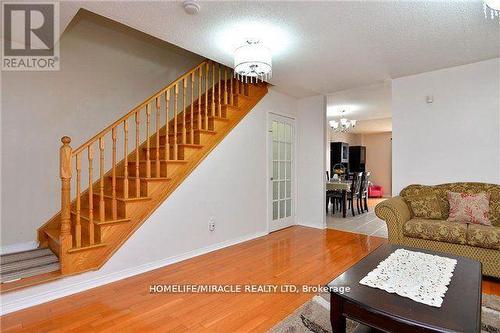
[361,132,392,196]
[1,11,202,247]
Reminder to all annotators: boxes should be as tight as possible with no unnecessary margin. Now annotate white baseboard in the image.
[1,241,38,255]
[0,230,268,315]
[298,222,325,230]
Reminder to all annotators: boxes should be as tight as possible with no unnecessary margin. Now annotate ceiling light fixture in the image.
[484,0,500,22]
[234,39,272,83]
[329,110,357,133]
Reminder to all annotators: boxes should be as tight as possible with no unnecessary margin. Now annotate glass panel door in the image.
[269,114,295,231]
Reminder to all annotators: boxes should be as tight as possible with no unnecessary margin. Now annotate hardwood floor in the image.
[1,227,498,332]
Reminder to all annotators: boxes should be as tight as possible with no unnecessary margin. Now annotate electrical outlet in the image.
[208,217,216,232]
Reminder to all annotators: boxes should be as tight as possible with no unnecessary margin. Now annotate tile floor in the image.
[326,199,388,238]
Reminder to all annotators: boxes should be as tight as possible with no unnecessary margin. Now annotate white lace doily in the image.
[359,249,457,307]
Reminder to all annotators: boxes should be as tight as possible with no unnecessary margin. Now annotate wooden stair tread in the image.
[186,106,239,115]
[113,175,172,182]
[144,143,204,150]
[129,159,189,164]
[98,193,152,203]
[165,115,229,126]
[71,210,131,225]
[165,129,217,136]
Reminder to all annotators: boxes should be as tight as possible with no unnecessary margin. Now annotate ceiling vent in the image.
[183,1,201,15]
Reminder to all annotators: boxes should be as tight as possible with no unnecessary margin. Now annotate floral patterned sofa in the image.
[375,183,500,278]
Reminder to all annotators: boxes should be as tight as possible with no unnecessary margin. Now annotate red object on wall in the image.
[369,185,384,198]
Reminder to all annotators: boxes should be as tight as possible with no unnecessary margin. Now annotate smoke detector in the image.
[183,1,200,15]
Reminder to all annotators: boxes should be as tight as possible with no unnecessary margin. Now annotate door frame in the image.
[266,111,298,233]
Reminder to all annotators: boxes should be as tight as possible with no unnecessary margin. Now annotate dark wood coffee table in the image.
[328,244,482,333]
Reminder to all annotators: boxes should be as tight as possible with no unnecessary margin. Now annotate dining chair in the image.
[347,172,363,216]
[359,171,371,213]
[332,172,362,217]
[326,171,334,213]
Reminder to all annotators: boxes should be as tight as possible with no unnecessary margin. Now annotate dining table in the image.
[326,181,351,218]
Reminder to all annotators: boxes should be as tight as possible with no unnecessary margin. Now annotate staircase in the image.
[1,60,268,292]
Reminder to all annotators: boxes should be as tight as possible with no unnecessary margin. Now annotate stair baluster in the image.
[182,78,187,145]
[165,90,170,161]
[205,63,209,130]
[123,120,129,199]
[211,61,215,118]
[224,68,228,106]
[174,84,179,159]
[198,67,202,131]
[217,64,222,117]
[155,97,161,178]
[146,104,151,178]
[230,71,234,105]
[88,145,95,245]
[190,72,194,144]
[75,153,82,248]
[135,111,140,195]
[111,128,117,219]
[99,137,105,222]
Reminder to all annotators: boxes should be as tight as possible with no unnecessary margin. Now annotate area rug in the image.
[270,292,500,333]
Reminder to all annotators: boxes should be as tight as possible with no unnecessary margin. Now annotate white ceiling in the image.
[327,82,392,121]
[350,118,392,135]
[60,1,500,98]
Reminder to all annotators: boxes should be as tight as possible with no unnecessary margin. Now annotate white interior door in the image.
[268,113,295,232]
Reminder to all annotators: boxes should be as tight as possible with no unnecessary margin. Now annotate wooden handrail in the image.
[72,60,208,156]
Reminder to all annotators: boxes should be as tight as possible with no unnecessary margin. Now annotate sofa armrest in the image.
[375,196,412,243]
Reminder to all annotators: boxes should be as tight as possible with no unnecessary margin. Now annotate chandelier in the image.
[329,110,357,133]
[234,39,272,83]
[484,0,500,22]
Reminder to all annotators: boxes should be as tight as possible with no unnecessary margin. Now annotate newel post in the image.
[60,136,73,273]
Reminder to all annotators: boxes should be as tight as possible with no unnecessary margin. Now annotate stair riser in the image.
[184,106,237,120]
[70,209,124,230]
[176,146,200,160]
[143,146,199,160]
[141,147,173,160]
[194,93,248,107]
[167,117,227,132]
[108,177,149,198]
[79,194,127,218]
[93,193,153,218]
[183,107,229,119]
[161,130,215,146]
[129,163,166,178]
[196,90,249,102]
[161,132,194,145]
[127,162,184,178]
[78,218,102,245]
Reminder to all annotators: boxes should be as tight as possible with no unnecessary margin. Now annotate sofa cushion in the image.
[447,191,491,226]
[403,218,467,245]
[404,194,443,220]
[466,224,500,250]
[400,183,500,227]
